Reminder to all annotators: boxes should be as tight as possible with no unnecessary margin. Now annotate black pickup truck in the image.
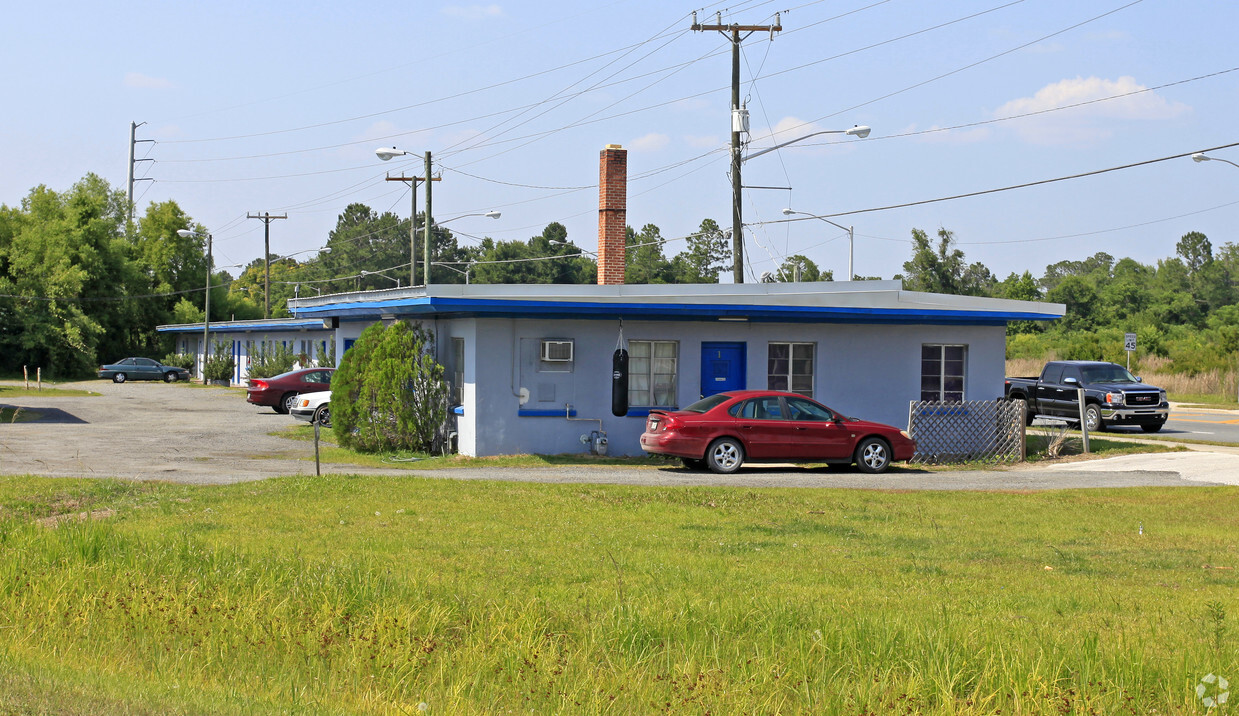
[1004,360,1169,432]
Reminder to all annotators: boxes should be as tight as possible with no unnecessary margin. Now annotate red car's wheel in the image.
[854,437,891,474]
[705,438,744,474]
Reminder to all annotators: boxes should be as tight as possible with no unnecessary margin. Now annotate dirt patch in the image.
[35,508,117,528]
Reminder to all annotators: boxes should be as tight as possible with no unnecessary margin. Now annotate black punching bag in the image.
[611,348,629,417]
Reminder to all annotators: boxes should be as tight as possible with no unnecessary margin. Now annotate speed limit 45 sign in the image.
[1124,333,1138,352]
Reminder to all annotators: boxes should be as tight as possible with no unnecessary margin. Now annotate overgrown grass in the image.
[0,474,1235,714]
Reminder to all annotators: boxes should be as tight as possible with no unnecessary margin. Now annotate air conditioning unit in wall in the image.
[541,340,574,362]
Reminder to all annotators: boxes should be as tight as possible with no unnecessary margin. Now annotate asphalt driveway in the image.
[2,380,1237,489]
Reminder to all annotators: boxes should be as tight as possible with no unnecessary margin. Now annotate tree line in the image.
[3,172,1234,378]
[899,227,1239,373]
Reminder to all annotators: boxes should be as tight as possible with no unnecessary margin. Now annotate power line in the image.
[765,142,1239,222]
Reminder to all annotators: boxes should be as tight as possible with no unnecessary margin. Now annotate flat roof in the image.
[156,319,326,334]
[158,282,1064,333]
[285,281,1064,326]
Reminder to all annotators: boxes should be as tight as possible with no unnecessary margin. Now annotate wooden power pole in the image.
[692,11,781,284]
[247,212,288,318]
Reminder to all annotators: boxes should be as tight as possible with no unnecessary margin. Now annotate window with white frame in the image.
[768,342,815,397]
[628,340,678,407]
[921,344,966,402]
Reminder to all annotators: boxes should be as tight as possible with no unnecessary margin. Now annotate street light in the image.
[1193,152,1239,170]
[376,145,441,286]
[729,124,871,284]
[176,228,212,380]
[443,210,501,222]
[360,269,401,287]
[782,208,855,281]
[432,261,478,284]
[746,125,871,162]
[1192,151,1239,402]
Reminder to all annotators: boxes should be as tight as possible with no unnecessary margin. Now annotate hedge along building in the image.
[160,144,1065,456]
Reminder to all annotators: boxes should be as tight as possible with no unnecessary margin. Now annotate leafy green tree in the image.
[1045,275,1098,331]
[331,322,450,453]
[315,203,411,292]
[993,271,1043,334]
[669,218,730,283]
[901,227,994,296]
[458,223,592,284]
[772,254,831,282]
[1040,252,1114,293]
[1176,231,1213,275]
[0,175,140,376]
[626,224,673,284]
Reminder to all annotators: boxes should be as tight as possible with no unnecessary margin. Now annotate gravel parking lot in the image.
[2,380,1237,489]
[0,380,388,484]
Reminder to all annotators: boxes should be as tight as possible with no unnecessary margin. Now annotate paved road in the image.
[1164,406,1239,443]
[3,381,1238,490]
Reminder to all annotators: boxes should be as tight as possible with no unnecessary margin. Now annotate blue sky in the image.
[4,0,1237,284]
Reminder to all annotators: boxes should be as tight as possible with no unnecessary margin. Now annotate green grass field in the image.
[0,474,1235,714]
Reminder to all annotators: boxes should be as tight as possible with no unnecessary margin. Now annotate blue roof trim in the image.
[156,320,325,334]
[290,296,1059,326]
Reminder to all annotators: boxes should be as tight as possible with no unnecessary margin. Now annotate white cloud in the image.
[994,76,1190,146]
[441,4,504,20]
[125,72,174,89]
[628,133,670,152]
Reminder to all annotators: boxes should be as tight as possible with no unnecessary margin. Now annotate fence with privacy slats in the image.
[906,399,1025,464]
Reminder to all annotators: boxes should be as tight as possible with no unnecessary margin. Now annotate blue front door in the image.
[700,342,746,398]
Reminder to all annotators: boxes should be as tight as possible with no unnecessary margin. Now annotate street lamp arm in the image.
[439,210,501,224]
[1192,152,1239,170]
[744,125,871,163]
[781,208,855,281]
[781,208,849,233]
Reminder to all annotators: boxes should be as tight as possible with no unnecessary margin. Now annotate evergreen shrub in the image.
[247,341,297,379]
[203,341,236,382]
[331,322,450,453]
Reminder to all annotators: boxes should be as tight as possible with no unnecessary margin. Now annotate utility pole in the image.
[424,151,434,285]
[384,167,440,286]
[247,212,288,318]
[692,11,781,284]
[127,121,155,237]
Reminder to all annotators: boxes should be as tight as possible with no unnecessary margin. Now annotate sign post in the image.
[1124,332,1137,370]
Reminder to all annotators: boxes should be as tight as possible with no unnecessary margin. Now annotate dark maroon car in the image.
[640,390,916,474]
[246,368,334,414]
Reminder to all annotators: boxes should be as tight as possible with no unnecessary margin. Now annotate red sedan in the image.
[640,390,915,474]
[246,368,334,414]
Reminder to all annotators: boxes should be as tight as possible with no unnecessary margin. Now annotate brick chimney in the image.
[596,144,627,285]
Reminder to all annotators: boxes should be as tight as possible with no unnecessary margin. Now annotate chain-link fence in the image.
[907,399,1025,464]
